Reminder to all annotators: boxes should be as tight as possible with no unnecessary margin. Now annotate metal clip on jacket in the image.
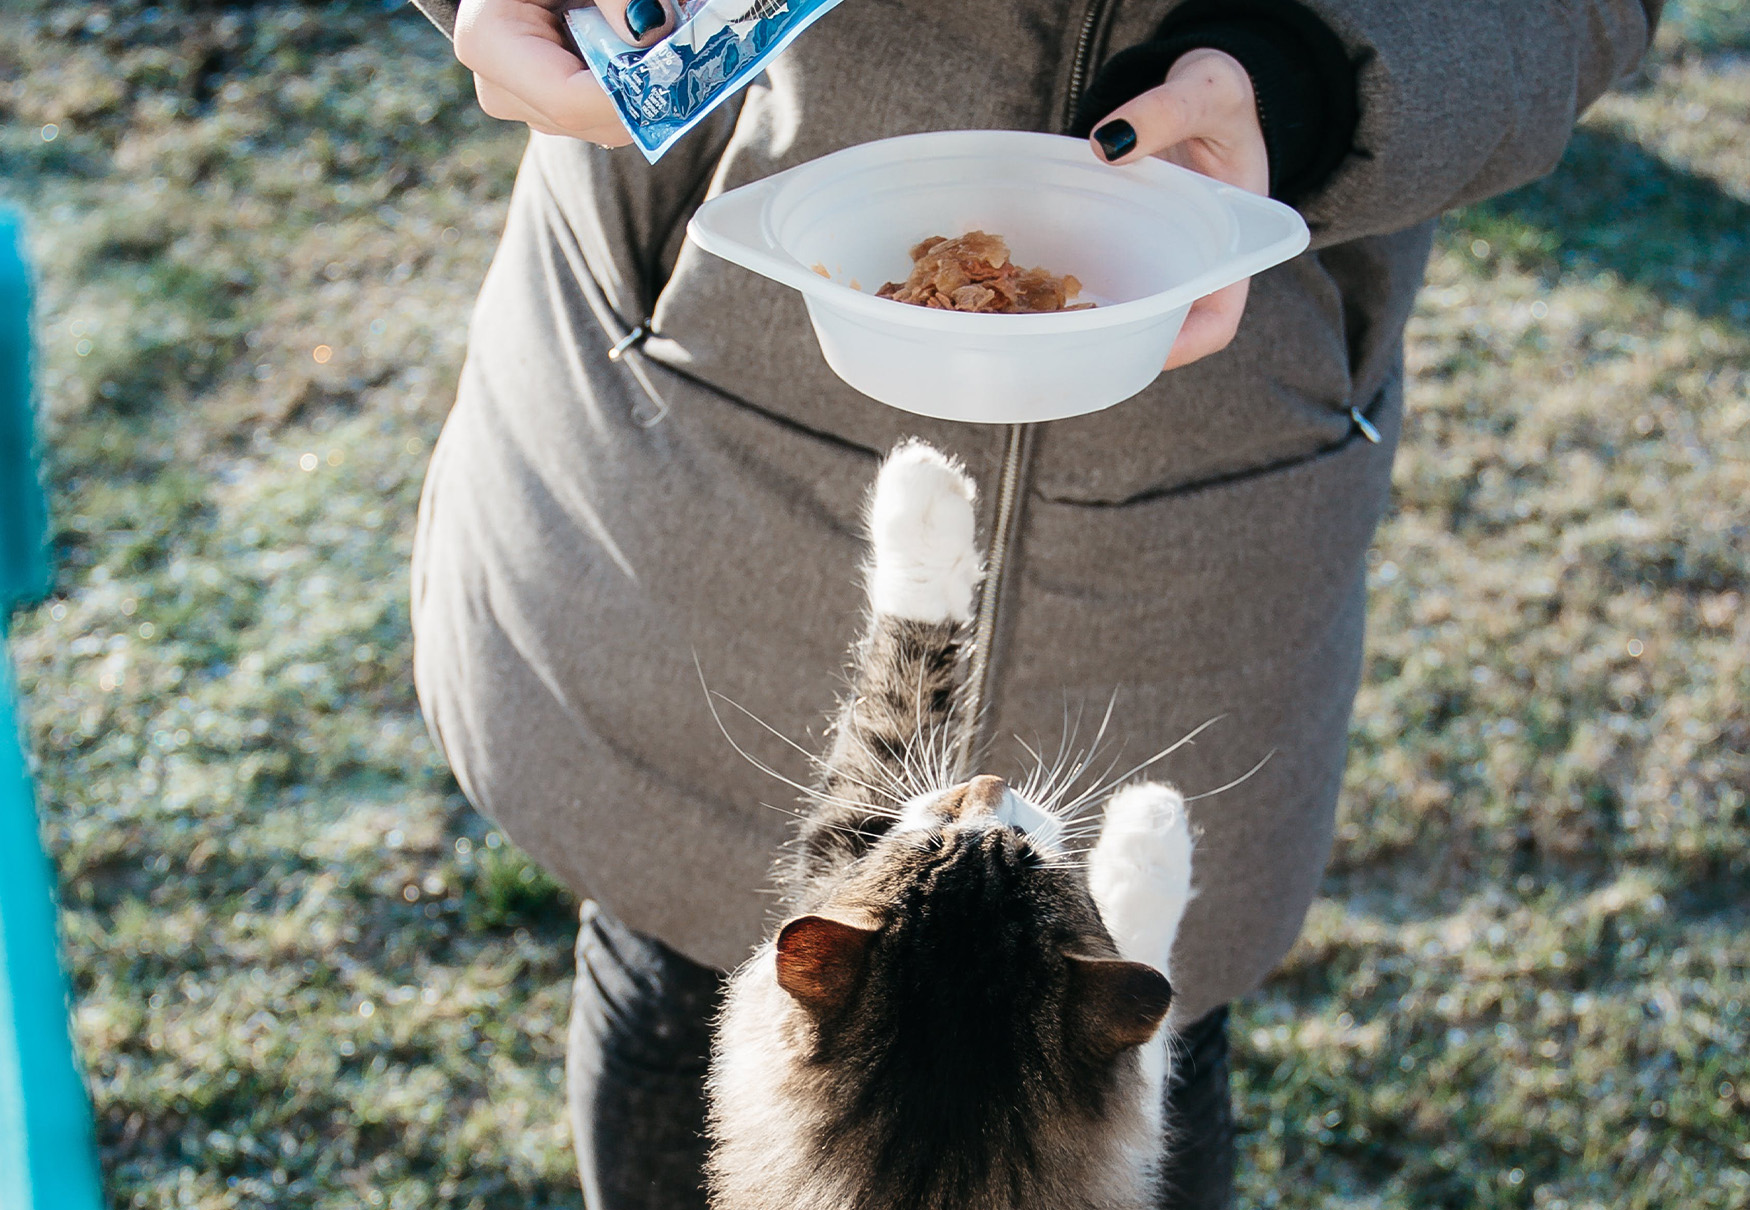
[1349,406,1381,444]
[608,320,652,362]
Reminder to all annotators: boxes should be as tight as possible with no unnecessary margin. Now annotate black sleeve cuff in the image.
[1073,0,1357,208]
[409,0,459,41]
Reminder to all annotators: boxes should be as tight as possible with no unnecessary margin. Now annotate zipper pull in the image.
[608,319,653,362]
[1349,406,1381,444]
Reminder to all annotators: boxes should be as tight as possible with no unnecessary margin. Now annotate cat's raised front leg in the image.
[788,443,984,899]
[1087,781,1195,1137]
[1087,781,1195,977]
[866,439,982,625]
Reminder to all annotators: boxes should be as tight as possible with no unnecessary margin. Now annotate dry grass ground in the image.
[2,2,1746,1207]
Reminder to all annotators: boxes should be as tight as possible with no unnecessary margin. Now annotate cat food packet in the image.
[566,0,847,163]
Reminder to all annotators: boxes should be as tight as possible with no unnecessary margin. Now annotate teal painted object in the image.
[0,209,106,1209]
[0,212,48,605]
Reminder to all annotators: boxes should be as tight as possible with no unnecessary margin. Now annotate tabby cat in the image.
[706,440,1197,1210]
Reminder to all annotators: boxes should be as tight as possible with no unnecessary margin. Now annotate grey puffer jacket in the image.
[408,0,1658,1022]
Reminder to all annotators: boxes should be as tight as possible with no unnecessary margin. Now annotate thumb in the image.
[1089,79,1213,166]
[1087,48,1257,167]
[592,0,675,48]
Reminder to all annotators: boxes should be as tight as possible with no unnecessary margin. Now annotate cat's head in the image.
[737,774,1171,1203]
[778,772,1170,1056]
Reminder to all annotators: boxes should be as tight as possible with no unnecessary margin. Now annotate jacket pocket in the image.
[1037,369,1399,511]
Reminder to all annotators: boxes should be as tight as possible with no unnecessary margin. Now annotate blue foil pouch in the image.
[567,0,847,163]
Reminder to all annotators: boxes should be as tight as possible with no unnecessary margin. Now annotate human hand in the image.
[1087,49,1268,371]
[454,0,674,145]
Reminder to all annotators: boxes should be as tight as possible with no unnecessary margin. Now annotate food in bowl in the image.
[875,231,1094,314]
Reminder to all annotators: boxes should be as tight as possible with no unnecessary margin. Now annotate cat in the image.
[706,440,1197,1210]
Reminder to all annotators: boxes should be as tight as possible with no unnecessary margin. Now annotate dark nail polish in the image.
[626,0,665,40]
[1093,119,1137,162]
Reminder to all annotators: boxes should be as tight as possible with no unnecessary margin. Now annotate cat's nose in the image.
[958,775,1008,818]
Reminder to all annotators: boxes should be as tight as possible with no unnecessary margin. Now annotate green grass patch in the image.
[3,0,1747,1206]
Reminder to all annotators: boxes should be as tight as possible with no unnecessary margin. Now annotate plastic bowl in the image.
[687,130,1310,424]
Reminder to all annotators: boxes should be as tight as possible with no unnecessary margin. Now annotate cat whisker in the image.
[838,725,915,801]
[919,712,960,798]
[894,654,935,798]
[698,664,898,818]
[755,800,888,840]
[1019,690,1121,821]
[1015,702,1078,811]
[1053,829,1111,845]
[842,655,954,806]
[1041,742,1126,820]
[707,679,909,808]
[1182,750,1275,802]
[1013,734,1053,803]
[1050,715,1226,819]
[1050,691,1121,815]
[846,721,938,808]
[1034,698,1080,808]
[950,675,999,780]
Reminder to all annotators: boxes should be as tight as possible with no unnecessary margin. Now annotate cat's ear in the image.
[775,914,879,1016]
[1063,954,1173,1056]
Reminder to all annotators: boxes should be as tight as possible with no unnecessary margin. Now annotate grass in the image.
[2,2,1746,1207]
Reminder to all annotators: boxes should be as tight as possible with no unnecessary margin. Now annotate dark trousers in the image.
[567,901,1237,1209]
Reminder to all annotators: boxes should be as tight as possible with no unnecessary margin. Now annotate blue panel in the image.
[0,210,48,612]
[0,206,105,1210]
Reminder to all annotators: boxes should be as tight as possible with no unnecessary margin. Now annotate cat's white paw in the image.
[867,441,982,624]
[1087,781,1195,976]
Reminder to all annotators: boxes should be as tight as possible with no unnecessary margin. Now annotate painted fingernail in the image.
[626,0,665,39]
[1093,119,1137,162]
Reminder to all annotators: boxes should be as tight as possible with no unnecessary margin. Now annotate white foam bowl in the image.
[687,130,1310,424]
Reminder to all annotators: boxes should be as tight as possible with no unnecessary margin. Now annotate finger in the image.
[474,74,532,122]
[475,75,622,142]
[1091,86,1210,166]
[1090,49,1253,161]
[457,0,620,133]
[593,0,675,48]
[1163,280,1248,371]
[474,75,562,129]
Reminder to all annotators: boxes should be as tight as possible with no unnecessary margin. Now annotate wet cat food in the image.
[876,231,1093,314]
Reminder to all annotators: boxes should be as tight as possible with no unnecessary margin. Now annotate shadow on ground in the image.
[1455,127,1750,322]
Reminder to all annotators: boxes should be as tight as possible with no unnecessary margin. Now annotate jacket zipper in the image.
[955,422,1034,774]
[1062,0,1114,130]
[954,0,1116,776]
